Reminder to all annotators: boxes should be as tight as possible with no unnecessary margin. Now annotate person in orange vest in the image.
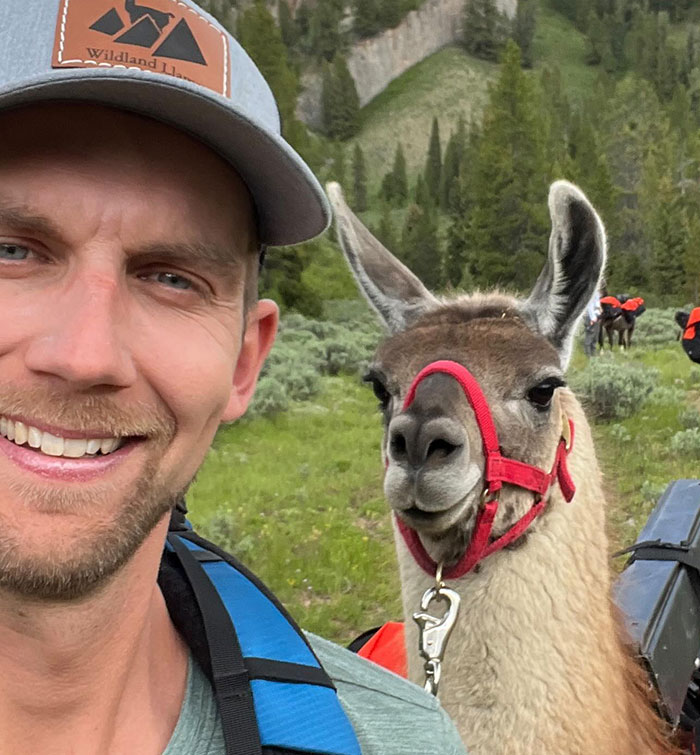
[583,290,602,357]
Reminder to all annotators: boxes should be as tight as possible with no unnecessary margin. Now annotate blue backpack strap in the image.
[164,530,362,755]
[168,533,262,755]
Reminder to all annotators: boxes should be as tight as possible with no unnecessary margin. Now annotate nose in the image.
[388,414,466,469]
[24,271,137,389]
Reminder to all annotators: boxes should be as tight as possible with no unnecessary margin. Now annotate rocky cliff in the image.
[297,0,517,129]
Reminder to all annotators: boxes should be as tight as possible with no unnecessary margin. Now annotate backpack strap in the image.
[162,529,361,755]
[168,533,263,755]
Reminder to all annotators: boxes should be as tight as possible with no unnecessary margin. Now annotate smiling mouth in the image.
[0,415,142,460]
[396,495,472,531]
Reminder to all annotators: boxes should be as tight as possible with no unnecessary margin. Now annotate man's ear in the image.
[221,299,279,422]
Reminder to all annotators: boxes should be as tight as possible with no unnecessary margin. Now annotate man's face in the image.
[0,104,277,600]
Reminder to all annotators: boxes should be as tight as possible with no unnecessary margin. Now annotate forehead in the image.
[0,103,256,244]
[376,306,561,385]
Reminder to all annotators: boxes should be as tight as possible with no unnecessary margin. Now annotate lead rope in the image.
[412,562,461,696]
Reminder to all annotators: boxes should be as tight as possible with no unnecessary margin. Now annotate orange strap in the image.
[684,307,700,341]
[357,622,407,678]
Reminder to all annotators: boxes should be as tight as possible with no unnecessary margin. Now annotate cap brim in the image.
[0,70,331,247]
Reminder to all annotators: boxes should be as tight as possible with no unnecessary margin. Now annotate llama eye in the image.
[527,378,565,410]
[363,372,392,410]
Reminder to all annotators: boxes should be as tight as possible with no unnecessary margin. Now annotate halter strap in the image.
[395,360,576,579]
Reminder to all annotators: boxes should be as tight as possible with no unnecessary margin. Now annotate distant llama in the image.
[328,181,674,755]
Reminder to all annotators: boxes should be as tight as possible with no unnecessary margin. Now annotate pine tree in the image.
[375,203,399,252]
[277,0,298,51]
[329,141,346,186]
[440,121,465,211]
[392,142,408,203]
[352,143,368,211]
[650,174,687,299]
[466,41,549,289]
[321,55,360,140]
[400,204,443,289]
[309,0,344,62]
[512,0,537,68]
[445,121,480,286]
[424,117,442,202]
[237,1,299,140]
[380,143,408,205]
[463,0,507,62]
[353,0,379,38]
[377,0,403,29]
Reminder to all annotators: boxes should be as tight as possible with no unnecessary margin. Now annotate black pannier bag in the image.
[682,308,700,364]
[614,480,700,736]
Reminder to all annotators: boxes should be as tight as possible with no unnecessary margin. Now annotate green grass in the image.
[532,2,600,102]
[581,345,700,555]
[187,376,399,645]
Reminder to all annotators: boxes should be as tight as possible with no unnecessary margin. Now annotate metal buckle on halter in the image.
[480,485,498,507]
[412,563,461,697]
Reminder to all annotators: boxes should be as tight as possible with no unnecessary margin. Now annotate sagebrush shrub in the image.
[573,360,656,419]
[647,385,686,406]
[247,376,290,416]
[632,308,680,347]
[679,406,700,429]
[670,428,700,457]
[688,366,700,386]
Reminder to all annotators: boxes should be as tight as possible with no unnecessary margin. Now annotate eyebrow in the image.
[0,202,245,286]
[0,205,62,239]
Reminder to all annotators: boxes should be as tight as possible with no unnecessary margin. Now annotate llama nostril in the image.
[426,437,461,461]
[391,432,408,460]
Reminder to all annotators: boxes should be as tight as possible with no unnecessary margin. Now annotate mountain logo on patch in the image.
[90,1,207,65]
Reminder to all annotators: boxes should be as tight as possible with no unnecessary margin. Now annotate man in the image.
[583,289,602,357]
[0,1,467,753]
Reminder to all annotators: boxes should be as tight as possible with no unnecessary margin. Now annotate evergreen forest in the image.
[200,0,700,309]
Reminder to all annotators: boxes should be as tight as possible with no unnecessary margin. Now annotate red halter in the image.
[394,360,576,579]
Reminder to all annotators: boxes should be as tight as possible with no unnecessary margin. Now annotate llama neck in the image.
[396,403,666,755]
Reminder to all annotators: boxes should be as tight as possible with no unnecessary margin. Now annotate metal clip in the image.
[412,573,461,697]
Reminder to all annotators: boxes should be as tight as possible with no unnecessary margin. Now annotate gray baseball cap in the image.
[0,0,331,246]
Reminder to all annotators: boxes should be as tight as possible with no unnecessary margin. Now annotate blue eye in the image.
[0,244,30,260]
[153,272,193,290]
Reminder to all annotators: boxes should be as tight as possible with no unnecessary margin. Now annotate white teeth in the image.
[0,417,125,459]
[41,432,64,457]
[14,421,27,446]
[100,438,118,455]
[27,426,42,449]
[63,438,88,458]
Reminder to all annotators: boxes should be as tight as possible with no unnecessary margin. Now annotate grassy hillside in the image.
[350,0,601,196]
[353,47,498,194]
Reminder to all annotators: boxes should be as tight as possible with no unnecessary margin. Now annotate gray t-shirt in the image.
[164,632,467,755]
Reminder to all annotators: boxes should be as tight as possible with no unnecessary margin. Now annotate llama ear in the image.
[326,182,438,333]
[522,180,606,368]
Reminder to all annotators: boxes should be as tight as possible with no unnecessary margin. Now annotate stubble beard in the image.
[0,459,188,601]
[0,383,185,602]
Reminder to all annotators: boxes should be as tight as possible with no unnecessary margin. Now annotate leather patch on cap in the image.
[53,0,231,97]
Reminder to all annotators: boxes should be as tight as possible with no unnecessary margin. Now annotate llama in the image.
[124,0,175,31]
[327,180,674,755]
[600,313,636,349]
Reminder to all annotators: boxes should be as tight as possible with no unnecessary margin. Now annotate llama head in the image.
[327,181,606,567]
